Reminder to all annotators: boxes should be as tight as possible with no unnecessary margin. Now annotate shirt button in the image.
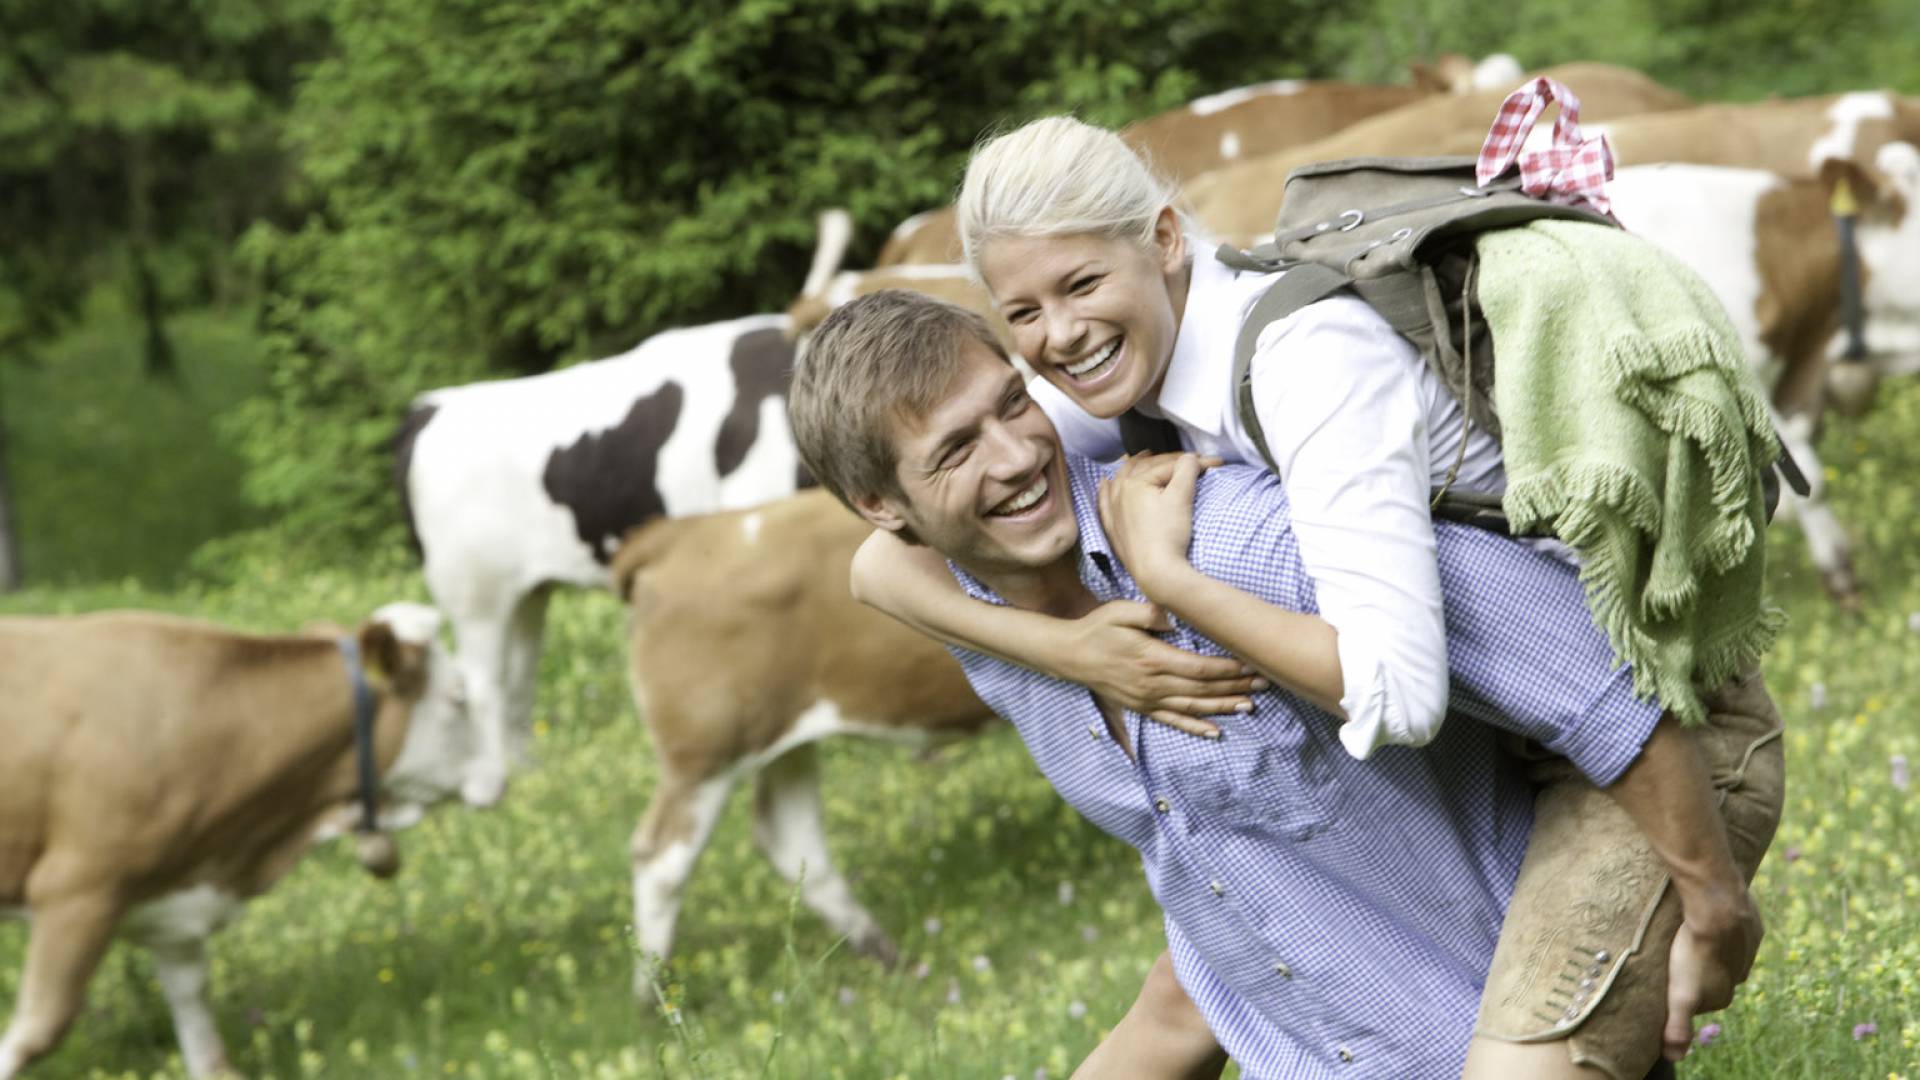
[1209,879,1225,897]
[1153,796,1171,814]
[1273,960,1292,978]
[1337,1047,1354,1063]
[1087,722,1102,740]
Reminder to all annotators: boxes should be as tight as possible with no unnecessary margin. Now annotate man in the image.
[787,290,1780,1078]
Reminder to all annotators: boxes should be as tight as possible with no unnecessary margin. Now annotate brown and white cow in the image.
[785,264,1004,347]
[1184,62,1693,245]
[0,603,475,1079]
[1609,145,1920,600]
[397,214,853,808]
[612,491,993,996]
[1597,90,1920,178]
[874,77,1440,267]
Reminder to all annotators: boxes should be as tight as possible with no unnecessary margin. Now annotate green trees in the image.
[236,0,1340,560]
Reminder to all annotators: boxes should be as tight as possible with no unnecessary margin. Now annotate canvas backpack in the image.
[1117,155,1805,532]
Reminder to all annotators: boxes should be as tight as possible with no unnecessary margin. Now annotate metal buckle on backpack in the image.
[1313,209,1367,235]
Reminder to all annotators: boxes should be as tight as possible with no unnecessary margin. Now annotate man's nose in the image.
[981,419,1041,478]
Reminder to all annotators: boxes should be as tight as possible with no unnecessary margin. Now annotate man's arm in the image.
[1073,950,1227,1080]
[1605,716,1763,1062]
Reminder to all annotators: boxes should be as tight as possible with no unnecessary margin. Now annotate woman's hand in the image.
[1055,599,1265,738]
[1098,452,1214,598]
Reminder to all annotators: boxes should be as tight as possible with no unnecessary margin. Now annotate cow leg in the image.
[445,601,520,808]
[500,585,553,770]
[1774,411,1858,602]
[750,746,897,967]
[0,893,120,1079]
[629,769,735,1003]
[147,937,234,1079]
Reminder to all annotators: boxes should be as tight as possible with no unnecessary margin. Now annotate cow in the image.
[611,491,994,997]
[875,77,1438,267]
[1608,145,1920,601]
[1184,62,1694,245]
[398,215,852,808]
[786,264,1003,346]
[0,603,475,1079]
[1596,90,1920,178]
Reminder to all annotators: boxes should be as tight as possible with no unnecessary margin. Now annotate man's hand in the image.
[1664,884,1764,1061]
[1057,599,1264,738]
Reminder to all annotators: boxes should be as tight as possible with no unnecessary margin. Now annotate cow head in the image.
[359,602,478,817]
[1847,144,1920,365]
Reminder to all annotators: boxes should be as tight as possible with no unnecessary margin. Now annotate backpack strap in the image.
[1229,261,1352,475]
[1118,409,1185,455]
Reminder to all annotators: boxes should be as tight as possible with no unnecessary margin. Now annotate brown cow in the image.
[1185,62,1693,244]
[1600,91,1920,178]
[875,78,1436,266]
[613,493,993,998]
[0,603,475,1078]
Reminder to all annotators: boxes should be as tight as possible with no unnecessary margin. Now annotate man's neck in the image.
[968,553,1098,620]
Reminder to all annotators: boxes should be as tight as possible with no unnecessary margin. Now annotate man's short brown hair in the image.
[788,289,1011,509]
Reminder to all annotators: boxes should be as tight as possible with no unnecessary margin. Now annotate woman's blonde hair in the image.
[957,115,1190,272]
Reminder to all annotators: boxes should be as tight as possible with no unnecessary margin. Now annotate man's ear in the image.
[850,490,911,535]
[1153,205,1187,275]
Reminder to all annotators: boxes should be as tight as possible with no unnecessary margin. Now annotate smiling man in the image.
[786,290,1779,1079]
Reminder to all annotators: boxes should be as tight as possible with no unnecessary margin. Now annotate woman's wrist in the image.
[1131,555,1200,610]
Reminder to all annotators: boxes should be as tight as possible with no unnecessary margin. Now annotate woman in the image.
[853,115,1780,1080]
[856,114,1495,757]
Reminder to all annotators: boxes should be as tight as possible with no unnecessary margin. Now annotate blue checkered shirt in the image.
[947,456,1660,1078]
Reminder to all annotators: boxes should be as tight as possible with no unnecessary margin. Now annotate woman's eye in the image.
[1071,275,1099,293]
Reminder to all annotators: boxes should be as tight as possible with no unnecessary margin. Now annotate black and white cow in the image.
[395,216,847,806]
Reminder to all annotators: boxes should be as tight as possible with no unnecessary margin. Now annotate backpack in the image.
[1117,155,1805,532]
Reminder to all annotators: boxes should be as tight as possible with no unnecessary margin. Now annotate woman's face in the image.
[978,209,1188,420]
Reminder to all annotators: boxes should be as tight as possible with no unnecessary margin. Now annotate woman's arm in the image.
[1244,296,1454,754]
[850,528,1262,734]
[1099,454,1345,716]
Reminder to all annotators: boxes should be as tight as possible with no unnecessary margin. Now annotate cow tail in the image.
[610,518,682,602]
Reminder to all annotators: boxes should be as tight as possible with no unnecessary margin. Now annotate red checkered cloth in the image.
[1476,76,1614,216]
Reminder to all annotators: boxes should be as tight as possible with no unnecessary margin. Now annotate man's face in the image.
[859,340,1079,575]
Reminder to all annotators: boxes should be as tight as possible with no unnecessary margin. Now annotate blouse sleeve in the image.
[1245,294,1451,758]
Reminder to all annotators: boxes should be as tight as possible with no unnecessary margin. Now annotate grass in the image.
[3,374,1920,1078]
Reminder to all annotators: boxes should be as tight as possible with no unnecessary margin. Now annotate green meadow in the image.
[1,312,1917,1079]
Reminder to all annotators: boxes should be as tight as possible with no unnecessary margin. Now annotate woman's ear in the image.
[1153,205,1187,274]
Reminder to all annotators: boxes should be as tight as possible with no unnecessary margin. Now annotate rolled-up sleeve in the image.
[1431,524,1663,786]
[1247,297,1451,758]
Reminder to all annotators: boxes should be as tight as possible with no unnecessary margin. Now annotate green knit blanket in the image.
[1474,219,1785,725]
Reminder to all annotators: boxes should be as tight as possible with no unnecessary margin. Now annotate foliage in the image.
[0,0,331,363]
[0,297,265,586]
[231,0,1345,563]
[5,374,1920,1077]
[1320,0,1920,101]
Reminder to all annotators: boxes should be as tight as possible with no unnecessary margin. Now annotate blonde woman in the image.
[852,116,1781,1078]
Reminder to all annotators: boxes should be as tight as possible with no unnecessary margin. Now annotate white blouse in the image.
[1032,254,1510,759]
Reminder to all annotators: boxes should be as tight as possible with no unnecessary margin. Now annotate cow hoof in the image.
[848,926,900,969]
[1826,363,1880,418]
[460,766,508,808]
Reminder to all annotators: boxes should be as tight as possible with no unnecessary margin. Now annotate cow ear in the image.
[1818,157,1887,216]
[358,620,402,689]
[357,620,430,698]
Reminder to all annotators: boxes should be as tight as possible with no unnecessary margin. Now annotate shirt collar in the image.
[948,454,1130,605]
[1152,253,1282,439]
